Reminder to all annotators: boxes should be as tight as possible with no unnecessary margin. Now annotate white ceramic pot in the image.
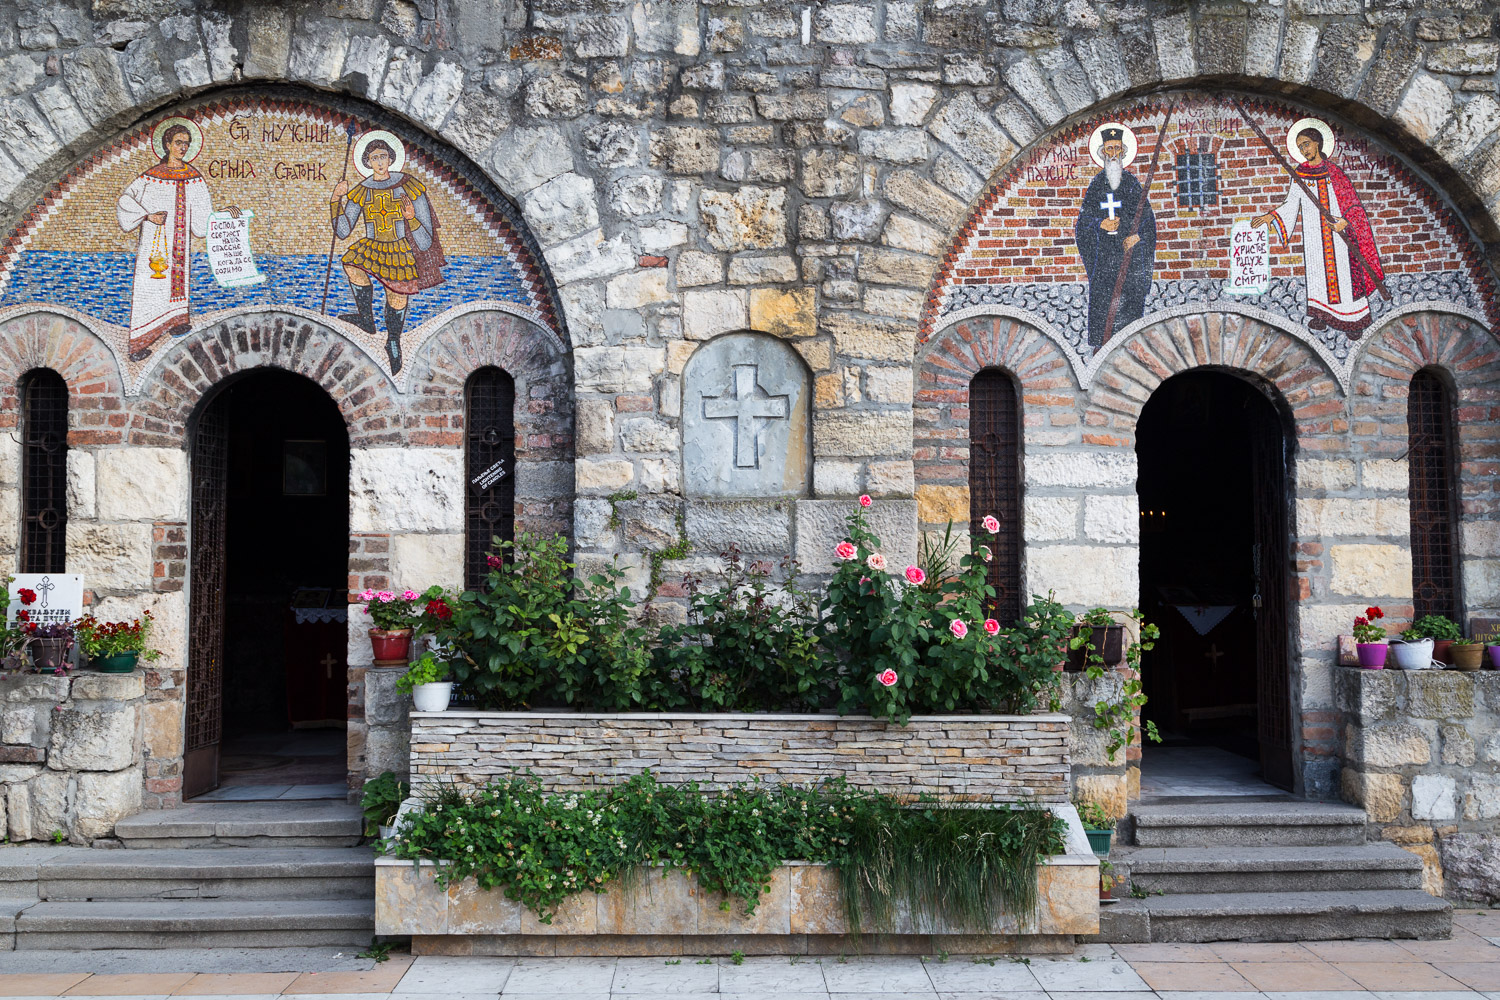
[412,681,453,712]
[1390,638,1436,670]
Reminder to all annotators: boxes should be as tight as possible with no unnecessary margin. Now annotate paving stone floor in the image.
[2,913,1500,998]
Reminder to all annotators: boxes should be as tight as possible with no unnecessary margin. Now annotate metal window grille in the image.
[19,369,67,573]
[1409,369,1460,621]
[1175,152,1219,208]
[968,369,1023,625]
[465,367,517,592]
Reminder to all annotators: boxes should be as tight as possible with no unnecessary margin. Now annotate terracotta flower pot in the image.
[1356,642,1388,669]
[369,628,413,663]
[1433,639,1455,666]
[1450,643,1484,671]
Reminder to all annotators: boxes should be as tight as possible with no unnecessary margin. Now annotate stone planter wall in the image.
[409,711,1070,803]
[1337,667,1500,901]
[376,850,1098,956]
[0,672,148,844]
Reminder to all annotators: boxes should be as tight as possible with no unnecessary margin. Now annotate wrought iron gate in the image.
[185,396,229,798]
[464,368,516,591]
[1250,411,1293,791]
[968,370,1022,624]
[20,370,68,573]
[1408,370,1459,622]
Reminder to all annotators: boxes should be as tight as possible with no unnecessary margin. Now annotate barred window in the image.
[1175,152,1218,208]
[19,368,68,573]
[1409,368,1460,621]
[968,369,1023,624]
[464,367,516,591]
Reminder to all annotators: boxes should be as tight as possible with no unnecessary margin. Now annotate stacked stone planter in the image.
[1338,668,1500,901]
[383,709,1096,954]
[0,673,148,843]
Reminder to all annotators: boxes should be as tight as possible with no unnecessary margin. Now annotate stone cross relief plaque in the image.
[683,334,810,498]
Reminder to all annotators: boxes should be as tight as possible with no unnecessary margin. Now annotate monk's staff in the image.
[320,124,357,315]
[1101,100,1177,345]
[1230,97,1388,299]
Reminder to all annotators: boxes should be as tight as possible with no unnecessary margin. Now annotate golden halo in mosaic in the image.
[1286,117,1337,163]
[353,129,407,178]
[1087,122,1137,169]
[150,116,203,163]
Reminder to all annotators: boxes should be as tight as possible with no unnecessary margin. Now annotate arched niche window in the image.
[968,368,1023,624]
[1408,367,1460,621]
[19,368,68,573]
[464,367,516,591]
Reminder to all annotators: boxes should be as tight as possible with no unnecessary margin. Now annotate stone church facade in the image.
[0,0,1497,883]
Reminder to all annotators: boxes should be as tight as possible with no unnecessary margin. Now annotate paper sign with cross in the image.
[701,364,789,469]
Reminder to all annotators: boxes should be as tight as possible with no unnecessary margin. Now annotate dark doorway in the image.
[187,370,350,800]
[1137,370,1293,792]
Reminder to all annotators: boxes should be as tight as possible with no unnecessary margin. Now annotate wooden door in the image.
[1250,408,1293,790]
[185,397,229,798]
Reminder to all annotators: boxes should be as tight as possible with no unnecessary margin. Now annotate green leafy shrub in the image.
[1403,614,1462,642]
[396,653,448,694]
[390,772,1065,931]
[361,771,409,835]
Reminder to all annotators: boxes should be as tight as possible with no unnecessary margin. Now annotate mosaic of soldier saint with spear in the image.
[1246,111,1388,338]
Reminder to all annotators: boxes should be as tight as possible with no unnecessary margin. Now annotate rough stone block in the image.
[1411,774,1457,821]
[142,700,182,760]
[1341,768,1404,824]
[1027,545,1137,609]
[63,524,154,592]
[49,706,137,771]
[750,288,815,338]
[813,411,912,459]
[795,499,917,574]
[684,500,793,553]
[69,674,145,702]
[1407,671,1475,719]
[1027,452,1136,489]
[683,289,749,341]
[1328,544,1413,599]
[350,449,463,534]
[1074,773,1127,820]
[75,767,142,840]
[66,451,95,519]
[1345,722,1430,768]
[699,186,787,252]
[1083,495,1138,544]
[389,533,463,591]
[916,484,966,526]
[1025,496,1079,542]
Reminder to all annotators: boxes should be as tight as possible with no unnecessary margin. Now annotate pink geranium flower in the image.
[376,590,395,602]
[401,590,418,601]
[835,541,857,561]
[877,668,898,687]
[359,589,375,601]
[983,618,1000,635]
[949,619,968,639]
[982,515,1000,533]
[859,495,872,507]
[866,553,887,571]
[904,565,925,585]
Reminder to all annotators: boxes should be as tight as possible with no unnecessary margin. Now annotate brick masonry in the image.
[408,711,1072,804]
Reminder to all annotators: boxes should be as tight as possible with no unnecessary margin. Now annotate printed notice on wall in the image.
[1225,219,1270,297]
[207,210,266,288]
[7,574,83,628]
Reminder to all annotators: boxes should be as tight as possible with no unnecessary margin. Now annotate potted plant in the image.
[73,612,161,673]
[1391,626,1436,671]
[1488,642,1500,670]
[397,652,452,712]
[23,622,73,673]
[1405,615,1462,666]
[1099,859,1118,904]
[1353,607,1388,669]
[1066,607,1124,672]
[1450,633,1485,672]
[360,770,409,839]
[1076,798,1114,856]
[357,588,421,662]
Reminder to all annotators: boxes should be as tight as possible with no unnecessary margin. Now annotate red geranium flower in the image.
[1365,606,1384,620]
[425,599,452,621]
[17,589,35,605]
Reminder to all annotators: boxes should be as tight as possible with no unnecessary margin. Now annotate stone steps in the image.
[27,847,375,901]
[1131,800,1367,847]
[1117,843,1424,894]
[1103,797,1451,943]
[113,800,362,849]
[1100,889,1451,943]
[7,899,375,949]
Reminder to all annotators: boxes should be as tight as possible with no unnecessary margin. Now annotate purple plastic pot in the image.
[1356,642,1388,669]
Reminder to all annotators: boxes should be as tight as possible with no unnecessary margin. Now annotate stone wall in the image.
[1337,667,1500,900]
[0,672,147,844]
[1,0,1499,815]
[408,710,1072,803]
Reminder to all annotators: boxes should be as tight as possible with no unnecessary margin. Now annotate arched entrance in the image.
[186,370,351,800]
[1137,370,1294,792]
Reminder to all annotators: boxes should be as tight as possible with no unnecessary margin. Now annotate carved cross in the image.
[702,364,789,469]
[321,653,339,680]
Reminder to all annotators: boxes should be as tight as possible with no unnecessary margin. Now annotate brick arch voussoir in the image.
[0,310,128,439]
[918,316,1074,400]
[1094,313,1339,437]
[1359,311,1500,392]
[124,313,401,449]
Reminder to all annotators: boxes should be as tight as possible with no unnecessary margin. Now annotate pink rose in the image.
[486,554,503,569]
[984,618,1000,635]
[860,577,871,585]
[402,590,418,601]
[978,545,992,563]
[835,541,857,561]
[866,553,887,572]
[859,495,872,507]
[982,515,1000,533]
[904,565,926,586]
[949,619,968,639]
[877,668,898,688]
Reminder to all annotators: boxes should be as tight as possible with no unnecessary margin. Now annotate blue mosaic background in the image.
[1,251,533,331]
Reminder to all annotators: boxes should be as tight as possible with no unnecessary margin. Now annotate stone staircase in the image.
[1100,799,1452,942]
[0,800,375,949]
